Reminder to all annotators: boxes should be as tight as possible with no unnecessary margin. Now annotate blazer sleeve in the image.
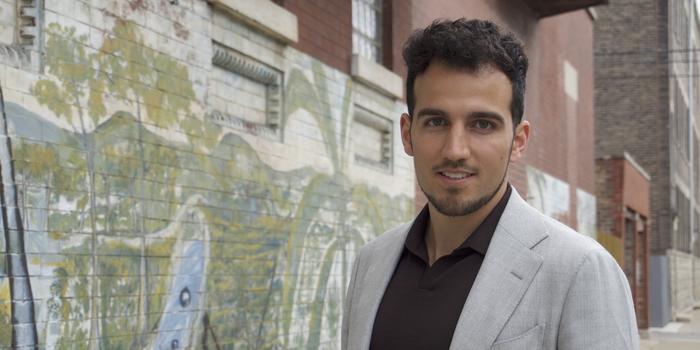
[342,249,363,350]
[557,248,640,349]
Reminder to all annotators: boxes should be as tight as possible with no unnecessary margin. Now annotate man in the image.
[341,19,638,350]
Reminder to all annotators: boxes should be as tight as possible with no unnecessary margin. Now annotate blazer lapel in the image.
[449,190,547,350]
[352,224,411,350]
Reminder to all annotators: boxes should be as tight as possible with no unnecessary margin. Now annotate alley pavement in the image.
[640,306,700,349]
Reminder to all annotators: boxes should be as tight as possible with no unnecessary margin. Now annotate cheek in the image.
[475,138,511,160]
[412,136,440,156]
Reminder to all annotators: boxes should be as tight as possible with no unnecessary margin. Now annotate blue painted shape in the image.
[151,239,205,349]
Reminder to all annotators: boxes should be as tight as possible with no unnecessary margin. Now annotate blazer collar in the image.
[449,188,548,349]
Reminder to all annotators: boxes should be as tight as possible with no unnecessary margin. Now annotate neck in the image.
[425,183,508,265]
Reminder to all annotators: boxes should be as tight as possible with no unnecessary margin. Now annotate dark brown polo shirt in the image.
[369,185,512,350]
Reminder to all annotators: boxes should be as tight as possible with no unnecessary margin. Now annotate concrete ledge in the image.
[676,312,692,323]
[587,7,598,21]
[624,151,651,181]
[209,0,298,44]
[351,54,403,100]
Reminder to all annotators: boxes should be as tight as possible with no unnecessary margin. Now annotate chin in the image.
[428,194,488,217]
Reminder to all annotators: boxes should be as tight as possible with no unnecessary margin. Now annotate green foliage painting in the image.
[0,16,412,350]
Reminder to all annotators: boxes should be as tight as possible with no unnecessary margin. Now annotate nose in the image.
[442,125,470,162]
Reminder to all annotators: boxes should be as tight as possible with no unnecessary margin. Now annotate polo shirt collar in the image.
[404,185,513,262]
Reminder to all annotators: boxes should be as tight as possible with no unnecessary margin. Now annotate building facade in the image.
[595,0,700,327]
[0,0,602,348]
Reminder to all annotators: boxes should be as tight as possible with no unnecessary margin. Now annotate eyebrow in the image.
[415,107,448,119]
[471,111,506,124]
[415,108,506,124]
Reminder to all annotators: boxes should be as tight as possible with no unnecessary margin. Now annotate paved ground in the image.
[640,307,700,350]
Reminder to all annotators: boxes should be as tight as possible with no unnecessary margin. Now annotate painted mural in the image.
[526,165,570,223]
[526,166,597,237]
[0,14,412,350]
[576,188,597,238]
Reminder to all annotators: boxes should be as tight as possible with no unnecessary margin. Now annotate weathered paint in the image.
[0,8,413,350]
[526,165,571,223]
[576,189,597,238]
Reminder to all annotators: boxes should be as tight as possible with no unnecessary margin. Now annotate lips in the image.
[437,170,475,181]
[439,171,469,179]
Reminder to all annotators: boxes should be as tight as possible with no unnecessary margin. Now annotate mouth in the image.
[437,170,475,181]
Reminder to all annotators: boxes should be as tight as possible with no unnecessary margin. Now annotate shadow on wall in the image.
[0,19,412,349]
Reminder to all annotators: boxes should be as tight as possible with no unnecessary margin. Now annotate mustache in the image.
[432,159,476,173]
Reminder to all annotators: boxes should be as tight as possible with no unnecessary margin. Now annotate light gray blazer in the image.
[341,190,639,350]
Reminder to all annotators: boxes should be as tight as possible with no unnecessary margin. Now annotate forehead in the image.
[414,60,509,88]
[413,61,513,113]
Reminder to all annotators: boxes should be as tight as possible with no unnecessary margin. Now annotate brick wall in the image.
[524,10,597,230]
[278,0,352,73]
[596,158,624,238]
[595,155,652,328]
[0,0,413,348]
[382,0,411,75]
[595,0,671,255]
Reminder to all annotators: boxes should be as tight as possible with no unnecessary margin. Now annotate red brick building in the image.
[597,154,652,328]
[595,0,700,327]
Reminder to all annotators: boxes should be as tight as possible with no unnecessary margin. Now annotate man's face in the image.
[401,60,529,217]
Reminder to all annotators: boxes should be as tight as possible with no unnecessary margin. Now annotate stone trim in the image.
[19,0,40,48]
[586,7,598,21]
[206,109,279,140]
[624,151,652,181]
[212,45,279,85]
[210,42,283,139]
[0,0,43,71]
[564,60,578,102]
[0,44,30,69]
[351,54,403,99]
[208,0,298,44]
[353,105,393,172]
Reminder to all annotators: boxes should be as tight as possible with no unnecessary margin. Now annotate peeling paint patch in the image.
[173,21,190,40]
[526,166,570,224]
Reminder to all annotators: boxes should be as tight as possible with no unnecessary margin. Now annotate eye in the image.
[472,120,495,131]
[425,118,448,127]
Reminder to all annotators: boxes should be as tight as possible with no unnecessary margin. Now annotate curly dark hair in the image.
[402,18,529,125]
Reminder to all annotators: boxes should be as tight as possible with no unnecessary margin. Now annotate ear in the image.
[510,120,530,162]
[400,113,414,156]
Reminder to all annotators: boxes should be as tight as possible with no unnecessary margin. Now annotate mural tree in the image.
[95,19,207,347]
[31,23,108,349]
[279,62,410,348]
[12,12,412,350]
[31,19,220,348]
